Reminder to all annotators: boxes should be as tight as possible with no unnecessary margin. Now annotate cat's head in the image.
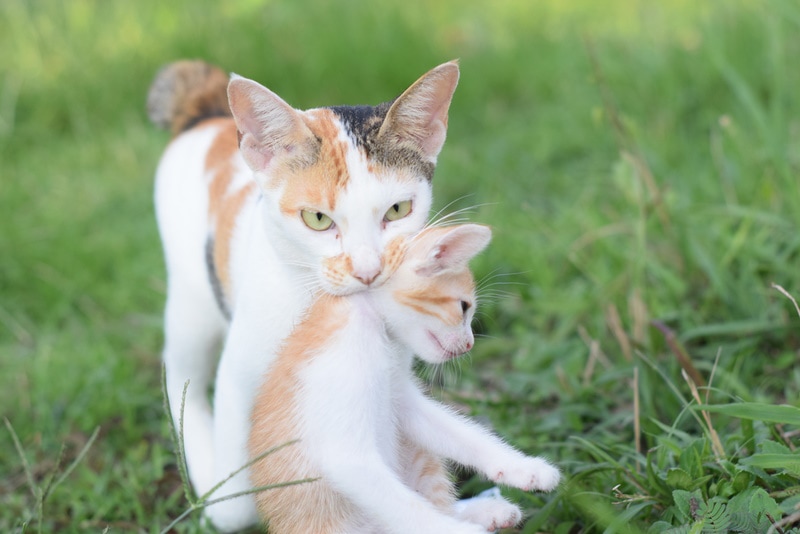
[227,62,459,296]
[377,223,491,364]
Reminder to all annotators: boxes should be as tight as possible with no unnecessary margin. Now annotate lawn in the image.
[1,0,799,532]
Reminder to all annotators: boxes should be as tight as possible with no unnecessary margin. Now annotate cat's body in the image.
[149,60,461,531]
[249,225,560,534]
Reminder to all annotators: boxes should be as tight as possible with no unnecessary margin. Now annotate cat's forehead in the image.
[326,103,392,150]
[274,108,430,215]
[301,104,434,182]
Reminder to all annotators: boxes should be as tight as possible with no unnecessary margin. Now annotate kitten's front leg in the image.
[316,447,490,534]
[400,381,561,493]
[453,488,523,532]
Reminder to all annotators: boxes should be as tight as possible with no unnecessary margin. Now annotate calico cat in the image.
[248,224,560,534]
[148,60,460,531]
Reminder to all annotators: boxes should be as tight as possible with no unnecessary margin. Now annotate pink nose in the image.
[353,269,380,286]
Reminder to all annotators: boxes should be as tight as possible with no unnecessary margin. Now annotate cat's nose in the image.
[353,267,381,286]
[351,246,382,286]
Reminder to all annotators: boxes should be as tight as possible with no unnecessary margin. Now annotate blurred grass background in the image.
[1,0,799,532]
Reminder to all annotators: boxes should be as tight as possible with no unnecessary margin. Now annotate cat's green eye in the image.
[301,210,334,231]
[384,200,412,222]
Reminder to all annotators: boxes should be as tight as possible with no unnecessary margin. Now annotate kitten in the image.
[249,224,560,534]
[148,60,459,531]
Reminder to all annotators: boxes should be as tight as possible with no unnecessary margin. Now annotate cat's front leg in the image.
[399,381,561,493]
[202,320,265,532]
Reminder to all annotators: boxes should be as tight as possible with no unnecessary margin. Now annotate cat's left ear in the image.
[378,60,460,164]
[416,224,491,277]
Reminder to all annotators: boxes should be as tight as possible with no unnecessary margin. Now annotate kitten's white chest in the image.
[298,297,408,468]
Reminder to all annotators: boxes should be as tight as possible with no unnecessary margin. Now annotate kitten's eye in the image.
[460,300,471,314]
[301,210,334,231]
[384,200,412,222]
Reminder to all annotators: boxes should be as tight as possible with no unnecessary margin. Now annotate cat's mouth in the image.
[427,331,465,359]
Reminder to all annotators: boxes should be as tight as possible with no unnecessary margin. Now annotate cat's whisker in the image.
[427,194,476,226]
[425,202,497,230]
[283,261,319,271]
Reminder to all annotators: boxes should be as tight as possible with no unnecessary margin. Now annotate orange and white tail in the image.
[147,60,231,136]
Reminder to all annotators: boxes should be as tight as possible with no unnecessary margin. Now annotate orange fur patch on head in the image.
[277,109,351,217]
[392,229,477,326]
[249,294,356,533]
[395,285,462,326]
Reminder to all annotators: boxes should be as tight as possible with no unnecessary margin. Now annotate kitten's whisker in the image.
[476,291,515,303]
[474,333,499,341]
[476,270,532,292]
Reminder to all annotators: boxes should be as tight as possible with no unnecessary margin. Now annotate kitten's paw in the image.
[454,492,522,531]
[490,455,561,492]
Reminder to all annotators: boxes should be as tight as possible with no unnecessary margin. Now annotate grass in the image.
[1,0,799,531]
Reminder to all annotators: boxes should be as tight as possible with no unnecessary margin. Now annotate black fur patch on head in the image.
[328,103,392,148]
[328,103,435,182]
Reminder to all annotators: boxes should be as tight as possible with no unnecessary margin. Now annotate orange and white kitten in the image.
[148,60,459,531]
[249,224,560,534]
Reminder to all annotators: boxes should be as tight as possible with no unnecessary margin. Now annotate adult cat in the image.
[148,60,459,531]
[249,223,560,534]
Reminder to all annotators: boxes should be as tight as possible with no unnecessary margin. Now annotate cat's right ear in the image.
[416,224,492,277]
[227,75,315,173]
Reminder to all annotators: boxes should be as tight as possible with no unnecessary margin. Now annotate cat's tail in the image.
[146,60,231,136]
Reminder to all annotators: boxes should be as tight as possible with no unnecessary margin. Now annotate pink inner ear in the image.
[228,76,310,172]
[240,133,274,171]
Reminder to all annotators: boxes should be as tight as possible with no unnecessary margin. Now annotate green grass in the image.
[2,0,800,532]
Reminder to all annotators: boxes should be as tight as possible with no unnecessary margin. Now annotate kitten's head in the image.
[378,223,491,364]
[227,62,459,296]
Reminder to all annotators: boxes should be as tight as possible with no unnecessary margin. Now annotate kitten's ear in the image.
[378,60,460,163]
[227,74,315,172]
[416,224,491,277]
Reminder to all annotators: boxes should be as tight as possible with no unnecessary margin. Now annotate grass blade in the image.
[694,403,800,426]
